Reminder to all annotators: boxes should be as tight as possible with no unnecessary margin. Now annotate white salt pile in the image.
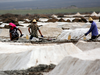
[76,40,100,51]
[39,18,48,22]
[90,11,98,16]
[48,48,100,75]
[57,28,91,40]
[0,42,82,71]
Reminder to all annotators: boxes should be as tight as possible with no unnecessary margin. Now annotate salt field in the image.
[0,12,100,75]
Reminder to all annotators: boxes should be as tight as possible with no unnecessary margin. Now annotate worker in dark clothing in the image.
[9,23,23,41]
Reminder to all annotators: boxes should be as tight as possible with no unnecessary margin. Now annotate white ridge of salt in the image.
[76,40,100,51]
[0,42,82,71]
[57,28,91,40]
[48,48,100,75]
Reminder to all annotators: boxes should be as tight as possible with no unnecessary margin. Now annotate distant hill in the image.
[0,0,100,10]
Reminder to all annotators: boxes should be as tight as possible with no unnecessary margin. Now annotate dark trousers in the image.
[30,35,33,40]
[11,37,19,41]
[90,36,97,40]
[30,35,38,40]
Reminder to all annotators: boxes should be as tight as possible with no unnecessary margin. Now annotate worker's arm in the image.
[38,29,43,37]
[28,27,31,34]
[18,28,23,37]
[18,28,22,34]
[85,24,94,36]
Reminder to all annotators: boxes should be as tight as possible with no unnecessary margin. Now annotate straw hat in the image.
[88,17,93,21]
[32,19,37,22]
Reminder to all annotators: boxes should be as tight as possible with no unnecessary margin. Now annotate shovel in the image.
[77,35,85,40]
[75,35,85,45]
[76,35,85,45]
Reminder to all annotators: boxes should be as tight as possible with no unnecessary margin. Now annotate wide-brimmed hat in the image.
[88,17,93,21]
[32,19,37,22]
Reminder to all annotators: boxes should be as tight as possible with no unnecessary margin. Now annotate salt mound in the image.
[75,12,81,16]
[0,42,82,71]
[57,28,91,40]
[98,12,100,16]
[91,11,97,16]
[39,18,48,22]
[48,48,100,75]
[76,40,100,51]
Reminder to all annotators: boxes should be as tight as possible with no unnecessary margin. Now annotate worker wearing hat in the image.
[85,17,99,40]
[28,19,43,40]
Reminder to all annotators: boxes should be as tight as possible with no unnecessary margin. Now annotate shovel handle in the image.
[78,35,84,40]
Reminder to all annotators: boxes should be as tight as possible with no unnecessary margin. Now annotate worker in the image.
[85,17,99,40]
[28,19,43,40]
[9,23,23,41]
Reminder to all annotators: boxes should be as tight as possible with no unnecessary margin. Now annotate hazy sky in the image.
[0,0,99,10]
[0,0,100,2]
[0,0,36,2]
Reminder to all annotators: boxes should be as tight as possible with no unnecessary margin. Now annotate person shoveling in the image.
[9,23,23,41]
[28,19,43,41]
[84,17,100,40]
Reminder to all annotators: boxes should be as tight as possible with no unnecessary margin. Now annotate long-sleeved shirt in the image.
[86,21,98,36]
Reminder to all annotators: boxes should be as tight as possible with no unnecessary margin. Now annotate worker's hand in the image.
[29,33,31,35]
[84,33,87,36]
[41,35,43,37]
[20,34,24,37]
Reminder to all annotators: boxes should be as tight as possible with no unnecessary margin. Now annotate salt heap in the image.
[57,28,91,40]
[76,40,100,51]
[48,48,100,75]
[90,11,98,16]
[75,12,81,16]
[98,12,100,16]
[0,42,82,71]
[39,18,48,22]
[51,14,58,18]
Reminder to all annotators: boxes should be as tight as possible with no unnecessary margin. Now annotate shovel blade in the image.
[68,34,71,40]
